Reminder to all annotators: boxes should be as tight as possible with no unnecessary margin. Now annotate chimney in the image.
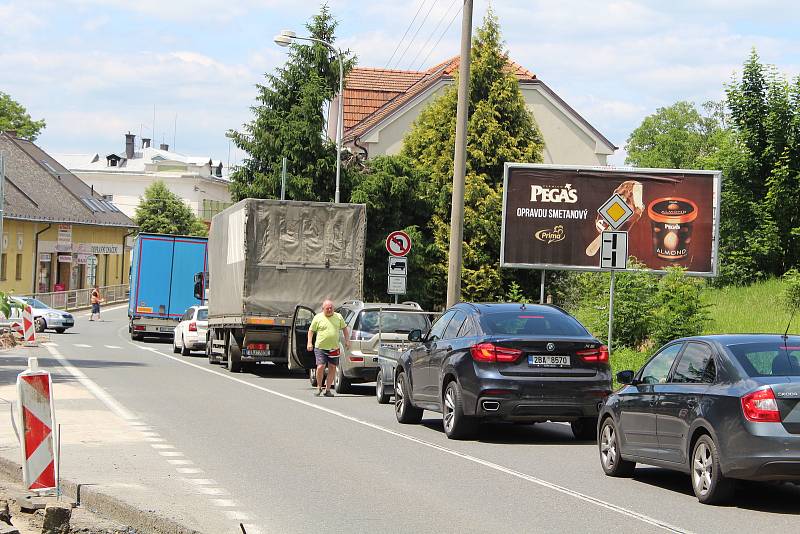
[160,143,169,151]
[141,138,151,149]
[216,162,223,177]
[125,133,135,159]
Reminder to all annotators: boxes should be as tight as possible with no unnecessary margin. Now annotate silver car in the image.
[10,297,74,333]
[309,301,431,394]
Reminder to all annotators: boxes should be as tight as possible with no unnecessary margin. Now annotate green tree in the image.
[228,6,355,202]
[401,9,545,306]
[350,155,435,307]
[0,92,45,140]
[625,101,728,169]
[134,181,207,236]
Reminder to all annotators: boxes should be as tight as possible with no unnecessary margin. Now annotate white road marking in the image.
[151,444,175,449]
[167,459,194,466]
[196,487,226,495]
[224,510,250,521]
[158,451,184,457]
[104,345,121,349]
[242,525,262,534]
[73,344,92,348]
[145,437,166,443]
[142,346,693,534]
[184,478,216,485]
[176,468,204,474]
[41,342,58,347]
[210,499,238,507]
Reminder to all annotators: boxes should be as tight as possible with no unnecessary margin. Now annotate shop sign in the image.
[57,255,72,263]
[90,244,122,254]
[39,253,52,262]
[56,224,72,253]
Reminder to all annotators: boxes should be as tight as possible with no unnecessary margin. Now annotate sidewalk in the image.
[0,344,207,534]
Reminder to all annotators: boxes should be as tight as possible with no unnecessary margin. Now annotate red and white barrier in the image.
[10,321,23,337]
[22,305,37,346]
[16,358,58,492]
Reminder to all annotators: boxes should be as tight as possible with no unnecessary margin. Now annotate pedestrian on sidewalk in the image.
[90,285,104,321]
[307,299,350,397]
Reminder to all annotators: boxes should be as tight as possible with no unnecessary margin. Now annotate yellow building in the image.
[0,132,137,295]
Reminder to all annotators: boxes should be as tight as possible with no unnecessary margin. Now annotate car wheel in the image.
[442,380,477,440]
[395,371,423,424]
[376,368,390,404]
[226,334,242,373]
[309,369,318,388]
[173,336,180,353]
[599,418,635,477]
[180,335,190,356]
[34,317,46,333]
[691,434,735,504]
[54,328,66,334]
[571,417,598,441]
[334,365,351,394]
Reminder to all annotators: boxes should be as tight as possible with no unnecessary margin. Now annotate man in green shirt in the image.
[307,299,350,397]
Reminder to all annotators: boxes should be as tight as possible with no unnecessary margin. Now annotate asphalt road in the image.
[3,305,799,533]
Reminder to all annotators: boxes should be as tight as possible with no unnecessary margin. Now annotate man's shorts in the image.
[314,348,340,366]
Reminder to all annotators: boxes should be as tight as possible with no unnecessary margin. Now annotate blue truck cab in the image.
[128,233,208,341]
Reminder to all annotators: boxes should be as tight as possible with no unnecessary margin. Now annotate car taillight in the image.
[188,322,197,332]
[470,343,522,363]
[133,325,145,331]
[741,387,781,422]
[349,356,364,362]
[577,345,609,363]
[247,343,267,350]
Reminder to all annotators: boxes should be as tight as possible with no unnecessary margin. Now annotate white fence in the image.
[31,284,129,311]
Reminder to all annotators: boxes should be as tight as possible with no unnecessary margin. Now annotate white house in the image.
[330,56,617,165]
[53,134,232,222]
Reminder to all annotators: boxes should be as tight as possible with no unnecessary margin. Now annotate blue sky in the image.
[3,1,799,166]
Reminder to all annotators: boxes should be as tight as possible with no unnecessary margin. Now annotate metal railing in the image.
[31,284,129,311]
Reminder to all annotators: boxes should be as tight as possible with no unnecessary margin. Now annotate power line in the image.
[417,1,464,71]
[384,0,428,70]
[408,0,459,70]
[392,0,437,71]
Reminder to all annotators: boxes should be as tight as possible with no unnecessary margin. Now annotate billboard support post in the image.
[608,271,616,356]
[540,270,545,304]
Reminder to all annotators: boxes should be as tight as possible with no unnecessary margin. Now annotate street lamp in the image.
[274,29,344,204]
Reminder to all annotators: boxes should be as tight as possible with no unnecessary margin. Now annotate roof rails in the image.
[340,300,364,307]
[400,301,422,309]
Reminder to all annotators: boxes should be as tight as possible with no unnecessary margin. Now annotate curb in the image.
[0,455,202,534]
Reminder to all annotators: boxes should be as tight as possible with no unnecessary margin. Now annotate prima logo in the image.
[530,184,578,203]
[535,225,565,244]
[546,343,555,352]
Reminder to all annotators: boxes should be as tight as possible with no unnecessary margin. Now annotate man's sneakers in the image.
[314,388,335,397]
[323,390,334,397]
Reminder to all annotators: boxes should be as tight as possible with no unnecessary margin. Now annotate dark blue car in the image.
[598,334,800,504]
[394,303,612,440]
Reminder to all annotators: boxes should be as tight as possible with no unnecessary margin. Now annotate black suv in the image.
[394,303,612,439]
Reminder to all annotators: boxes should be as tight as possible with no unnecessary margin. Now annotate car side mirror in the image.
[616,370,636,385]
[408,329,422,342]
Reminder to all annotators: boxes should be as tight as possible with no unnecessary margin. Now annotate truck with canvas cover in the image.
[129,233,208,341]
[204,199,366,373]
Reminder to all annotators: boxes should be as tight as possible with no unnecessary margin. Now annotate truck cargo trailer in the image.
[204,199,366,372]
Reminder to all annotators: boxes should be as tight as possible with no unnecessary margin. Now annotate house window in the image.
[1,253,6,281]
[15,254,22,281]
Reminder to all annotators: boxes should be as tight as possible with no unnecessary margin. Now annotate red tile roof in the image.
[343,56,537,141]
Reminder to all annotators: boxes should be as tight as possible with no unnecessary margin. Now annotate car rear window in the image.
[479,312,589,337]
[197,309,208,321]
[354,310,429,335]
[726,342,800,377]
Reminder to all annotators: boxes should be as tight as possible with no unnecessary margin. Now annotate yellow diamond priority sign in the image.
[598,194,634,229]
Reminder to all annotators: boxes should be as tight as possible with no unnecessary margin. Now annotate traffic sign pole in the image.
[608,271,615,356]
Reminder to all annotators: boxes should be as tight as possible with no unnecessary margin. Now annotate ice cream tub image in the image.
[648,197,698,261]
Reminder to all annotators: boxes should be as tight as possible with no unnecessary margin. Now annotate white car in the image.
[173,306,208,355]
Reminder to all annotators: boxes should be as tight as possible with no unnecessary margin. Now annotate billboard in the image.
[500,164,721,276]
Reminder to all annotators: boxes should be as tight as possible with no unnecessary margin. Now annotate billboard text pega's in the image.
[500,164,721,276]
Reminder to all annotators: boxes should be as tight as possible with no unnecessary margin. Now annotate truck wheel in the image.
[207,335,216,364]
[334,365,351,394]
[376,368,390,404]
[226,334,242,373]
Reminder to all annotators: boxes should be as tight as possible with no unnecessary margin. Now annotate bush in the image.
[649,267,710,346]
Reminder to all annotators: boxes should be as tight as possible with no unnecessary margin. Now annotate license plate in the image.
[159,327,174,332]
[528,355,571,367]
[245,349,270,357]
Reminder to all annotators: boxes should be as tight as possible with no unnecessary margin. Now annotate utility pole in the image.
[446,0,474,308]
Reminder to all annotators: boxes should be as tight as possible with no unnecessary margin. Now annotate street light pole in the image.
[275,31,344,203]
[446,0,474,308]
